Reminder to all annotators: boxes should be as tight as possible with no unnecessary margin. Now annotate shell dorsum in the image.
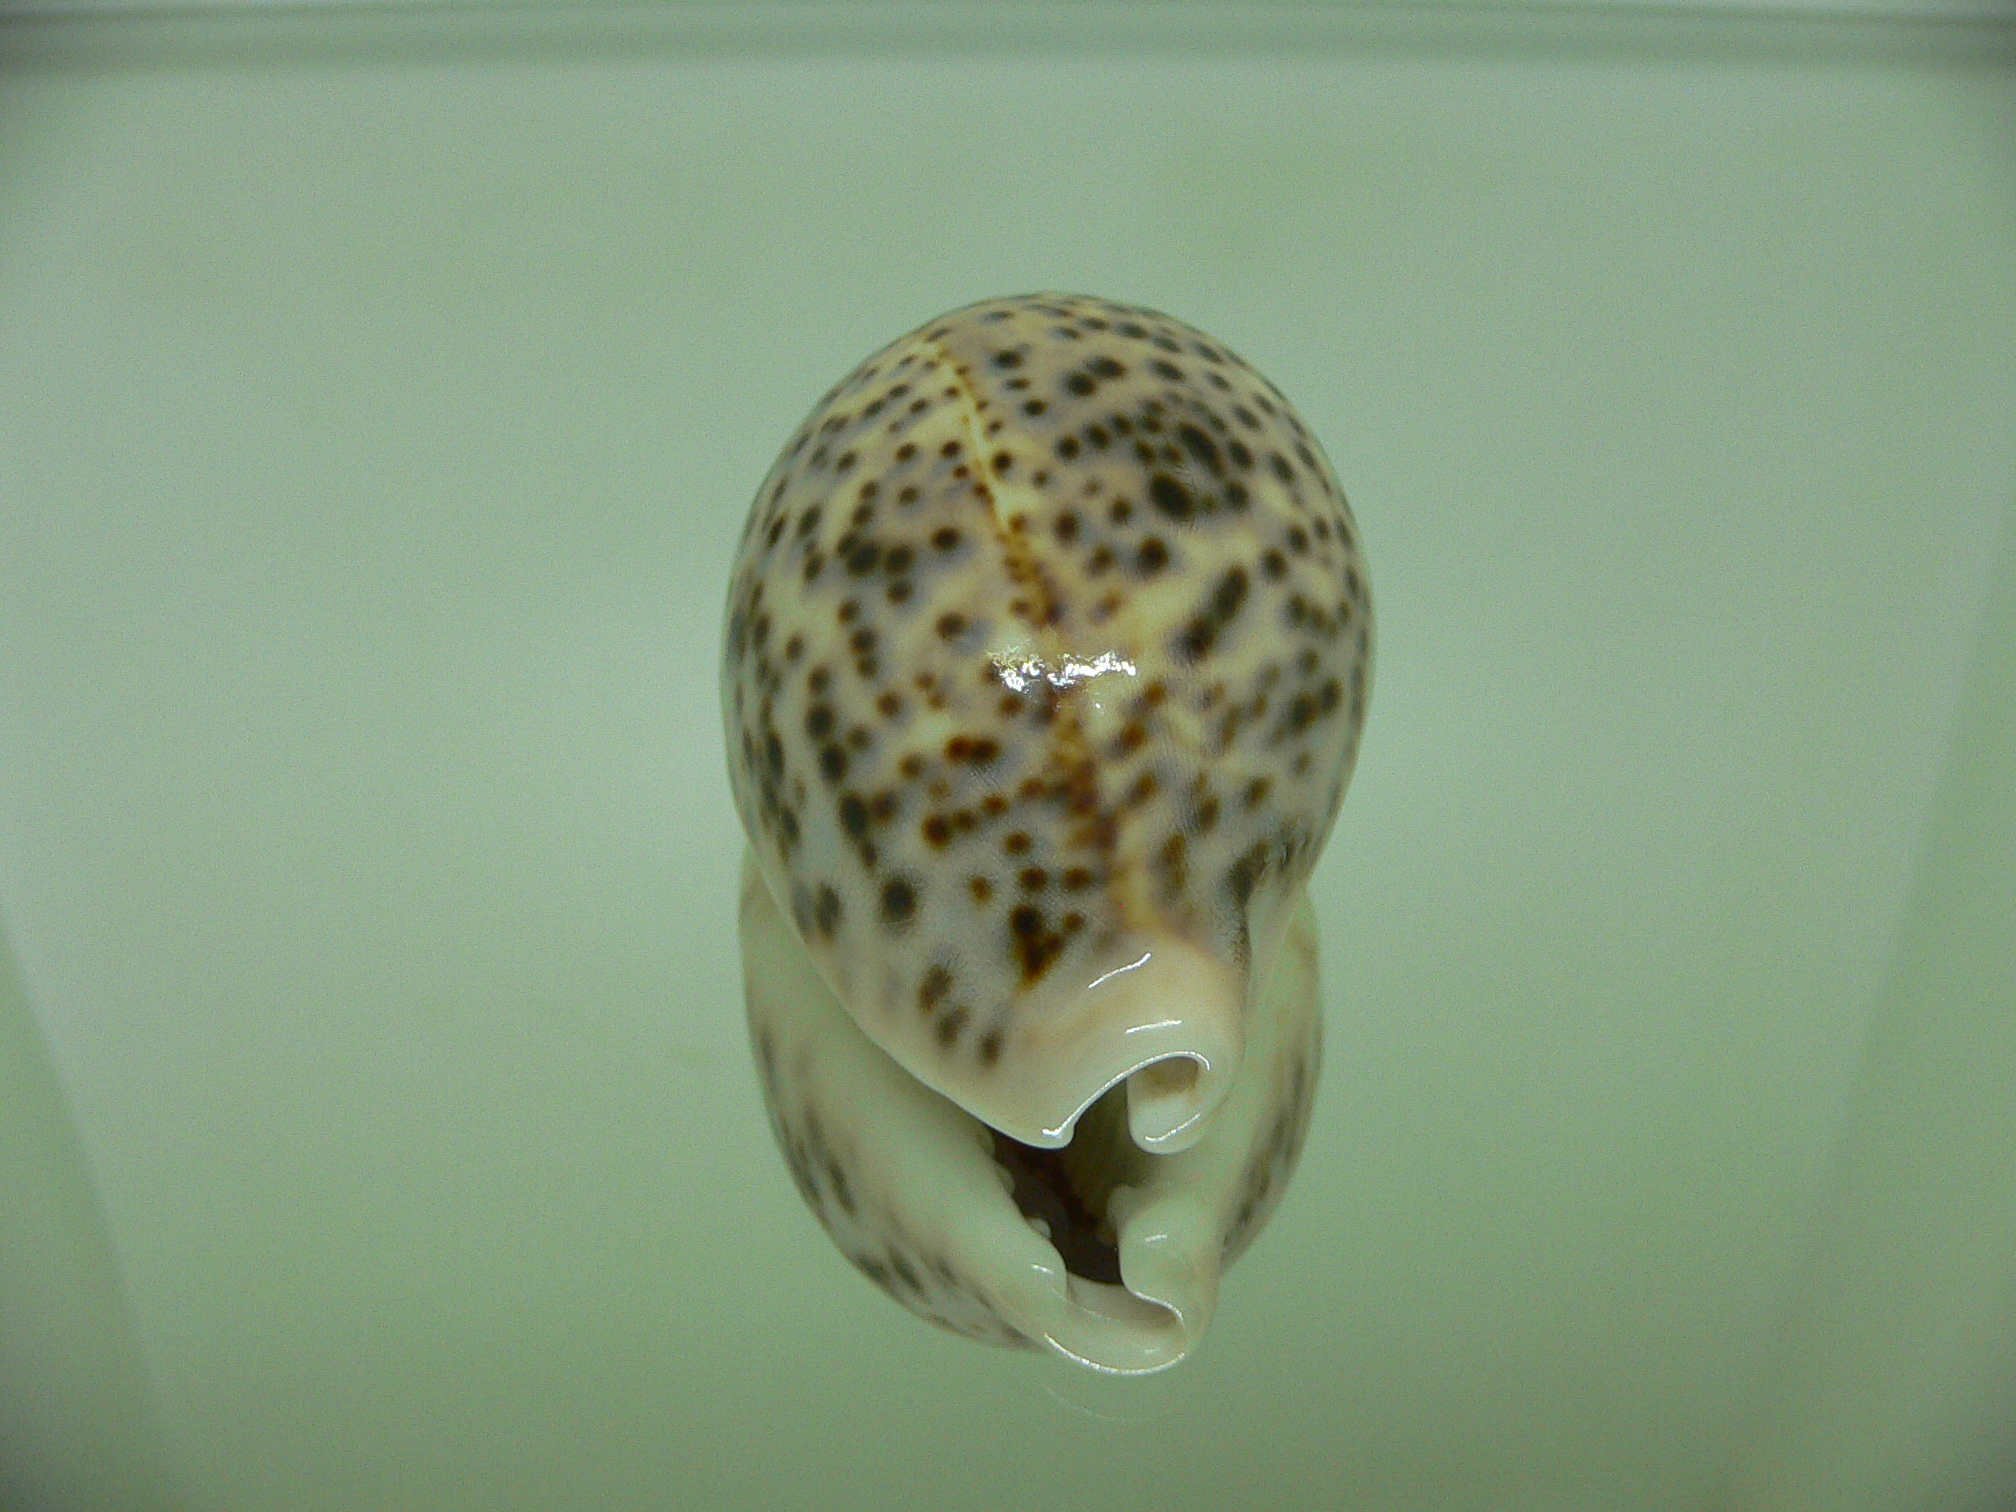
[722,293,1371,1369]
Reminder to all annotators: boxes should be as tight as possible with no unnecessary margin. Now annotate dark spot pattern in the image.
[1221,1007,1323,1265]
[743,882,1038,1348]
[723,294,1371,1349]
[725,288,1367,1042]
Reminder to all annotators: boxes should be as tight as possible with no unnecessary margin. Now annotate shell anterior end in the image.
[997,1189,1220,1375]
[990,933,1244,1155]
[1003,931,1241,1153]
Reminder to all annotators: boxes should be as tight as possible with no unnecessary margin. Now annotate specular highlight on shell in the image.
[722,293,1372,1372]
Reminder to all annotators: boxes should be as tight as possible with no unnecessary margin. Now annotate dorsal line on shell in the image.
[924,333,1164,984]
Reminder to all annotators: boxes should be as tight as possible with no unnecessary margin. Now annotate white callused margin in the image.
[741,849,1320,1374]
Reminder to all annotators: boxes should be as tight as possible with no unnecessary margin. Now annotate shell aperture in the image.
[722,293,1371,1372]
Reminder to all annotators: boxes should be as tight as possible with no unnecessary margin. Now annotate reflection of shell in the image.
[721,294,1372,1371]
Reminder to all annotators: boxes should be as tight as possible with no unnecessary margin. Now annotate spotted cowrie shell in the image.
[723,293,1371,1372]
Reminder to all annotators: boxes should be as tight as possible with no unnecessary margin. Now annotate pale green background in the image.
[2,6,2014,1510]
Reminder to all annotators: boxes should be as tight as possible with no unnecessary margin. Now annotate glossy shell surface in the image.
[721,293,1372,1370]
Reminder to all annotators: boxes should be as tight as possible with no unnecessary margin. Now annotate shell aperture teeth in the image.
[992,1079,1136,1287]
